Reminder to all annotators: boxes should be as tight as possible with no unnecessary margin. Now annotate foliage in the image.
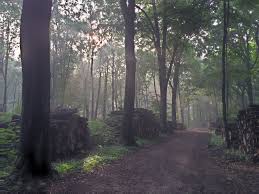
[54,160,82,174]
[0,126,18,178]
[83,146,129,172]
[54,145,129,174]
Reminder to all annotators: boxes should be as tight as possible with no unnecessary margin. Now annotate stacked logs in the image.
[0,109,91,161]
[236,105,259,156]
[50,109,90,160]
[105,108,160,140]
[228,122,239,149]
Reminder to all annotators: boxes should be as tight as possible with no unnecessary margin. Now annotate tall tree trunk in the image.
[170,61,181,130]
[83,65,90,118]
[95,71,102,119]
[152,68,159,105]
[90,48,95,119]
[19,0,52,176]
[222,0,230,148]
[178,87,184,124]
[3,21,10,112]
[111,49,115,111]
[102,63,108,119]
[120,0,136,145]
[152,0,169,132]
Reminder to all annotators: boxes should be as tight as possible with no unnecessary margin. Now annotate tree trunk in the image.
[19,0,52,176]
[3,21,10,112]
[222,0,230,148]
[120,0,136,145]
[111,49,115,111]
[95,71,102,119]
[152,0,169,132]
[178,88,184,124]
[102,63,108,119]
[90,48,95,119]
[171,62,181,130]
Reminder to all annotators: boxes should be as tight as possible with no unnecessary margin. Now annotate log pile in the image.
[0,109,91,161]
[236,105,259,157]
[228,122,239,149]
[50,109,90,160]
[105,108,160,140]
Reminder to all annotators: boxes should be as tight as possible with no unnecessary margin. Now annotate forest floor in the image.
[48,128,259,194]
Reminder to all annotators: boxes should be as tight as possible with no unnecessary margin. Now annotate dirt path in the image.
[48,129,247,193]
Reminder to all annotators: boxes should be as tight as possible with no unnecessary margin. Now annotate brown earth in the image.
[48,128,259,193]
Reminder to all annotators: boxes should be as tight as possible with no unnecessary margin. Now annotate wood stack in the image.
[105,108,160,140]
[50,109,90,160]
[237,105,259,156]
[0,109,91,161]
[228,122,239,149]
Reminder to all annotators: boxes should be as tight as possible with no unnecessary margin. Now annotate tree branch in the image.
[135,4,156,43]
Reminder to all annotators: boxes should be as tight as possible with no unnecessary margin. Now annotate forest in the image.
[1,0,259,193]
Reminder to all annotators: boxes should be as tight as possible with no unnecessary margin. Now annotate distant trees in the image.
[19,0,52,175]
[0,1,20,112]
[120,0,137,145]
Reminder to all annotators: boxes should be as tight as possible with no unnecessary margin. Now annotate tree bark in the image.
[102,63,108,119]
[222,0,230,148]
[120,0,136,145]
[111,49,115,111]
[3,21,10,112]
[178,87,184,125]
[19,0,52,176]
[95,70,102,119]
[90,48,95,119]
[170,61,181,130]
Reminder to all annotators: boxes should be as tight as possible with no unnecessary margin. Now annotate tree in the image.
[120,0,137,145]
[222,0,231,148]
[19,0,52,176]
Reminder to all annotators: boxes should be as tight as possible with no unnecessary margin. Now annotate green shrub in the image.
[83,146,129,172]
[55,145,129,174]
[209,133,225,147]
[83,155,105,172]
[54,160,82,174]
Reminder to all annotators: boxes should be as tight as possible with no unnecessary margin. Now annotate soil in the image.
[48,128,259,193]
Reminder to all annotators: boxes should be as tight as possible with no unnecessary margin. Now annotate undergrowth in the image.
[54,145,130,174]
[0,126,18,179]
[209,131,248,162]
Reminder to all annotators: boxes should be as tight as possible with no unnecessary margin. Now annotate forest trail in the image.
[48,129,244,193]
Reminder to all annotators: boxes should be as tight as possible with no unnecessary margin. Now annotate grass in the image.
[54,145,129,174]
